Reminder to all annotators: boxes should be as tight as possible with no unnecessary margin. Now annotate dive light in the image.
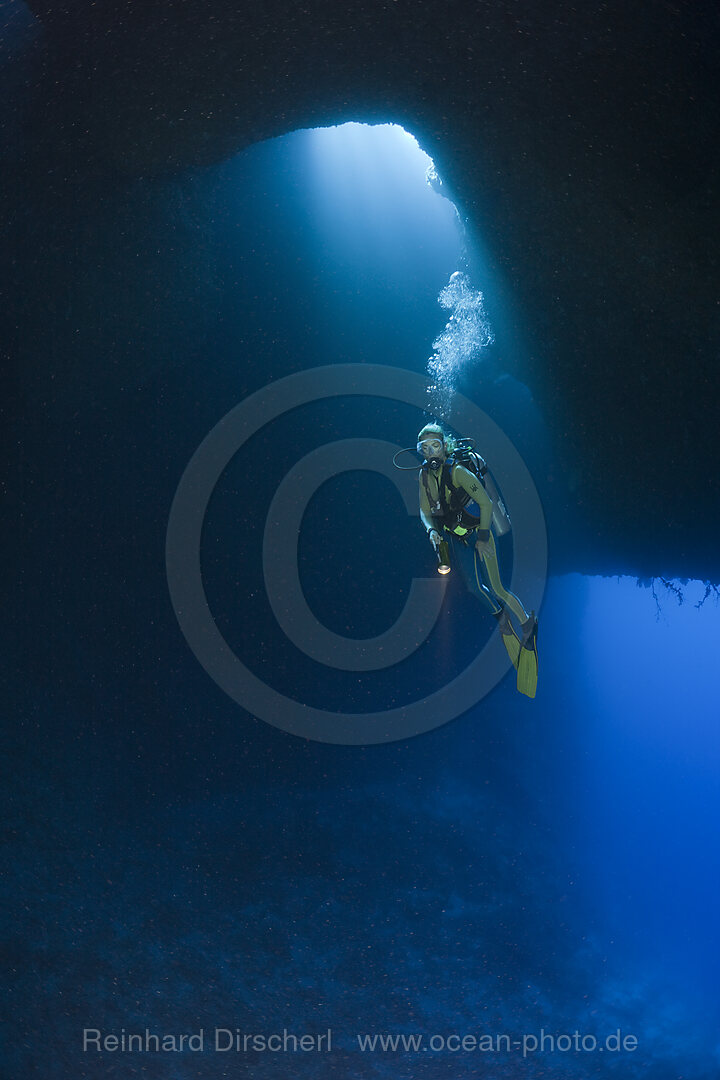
[436,538,451,575]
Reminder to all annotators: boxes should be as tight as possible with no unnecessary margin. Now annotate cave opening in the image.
[197,119,552,682]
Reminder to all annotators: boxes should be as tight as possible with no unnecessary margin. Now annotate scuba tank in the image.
[449,438,512,536]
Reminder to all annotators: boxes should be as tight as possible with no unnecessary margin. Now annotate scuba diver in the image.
[415,423,538,697]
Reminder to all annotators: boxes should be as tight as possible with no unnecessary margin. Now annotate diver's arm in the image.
[419,474,440,540]
[452,464,493,531]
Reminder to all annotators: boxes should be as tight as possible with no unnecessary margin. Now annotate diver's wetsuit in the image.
[418,462,529,624]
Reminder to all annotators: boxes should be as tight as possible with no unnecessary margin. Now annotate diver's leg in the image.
[476,532,530,625]
[476,535,538,691]
[469,543,521,667]
[450,532,501,615]
[449,533,526,676]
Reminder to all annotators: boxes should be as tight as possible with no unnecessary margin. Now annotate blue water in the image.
[4,121,719,1079]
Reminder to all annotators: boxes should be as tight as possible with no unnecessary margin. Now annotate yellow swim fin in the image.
[495,607,521,669]
[516,614,538,698]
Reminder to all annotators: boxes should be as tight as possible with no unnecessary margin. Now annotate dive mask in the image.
[418,438,444,470]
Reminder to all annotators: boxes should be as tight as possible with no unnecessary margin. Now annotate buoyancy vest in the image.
[422,449,512,537]
[422,457,484,535]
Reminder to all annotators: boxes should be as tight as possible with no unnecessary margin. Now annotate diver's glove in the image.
[476,529,490,542]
